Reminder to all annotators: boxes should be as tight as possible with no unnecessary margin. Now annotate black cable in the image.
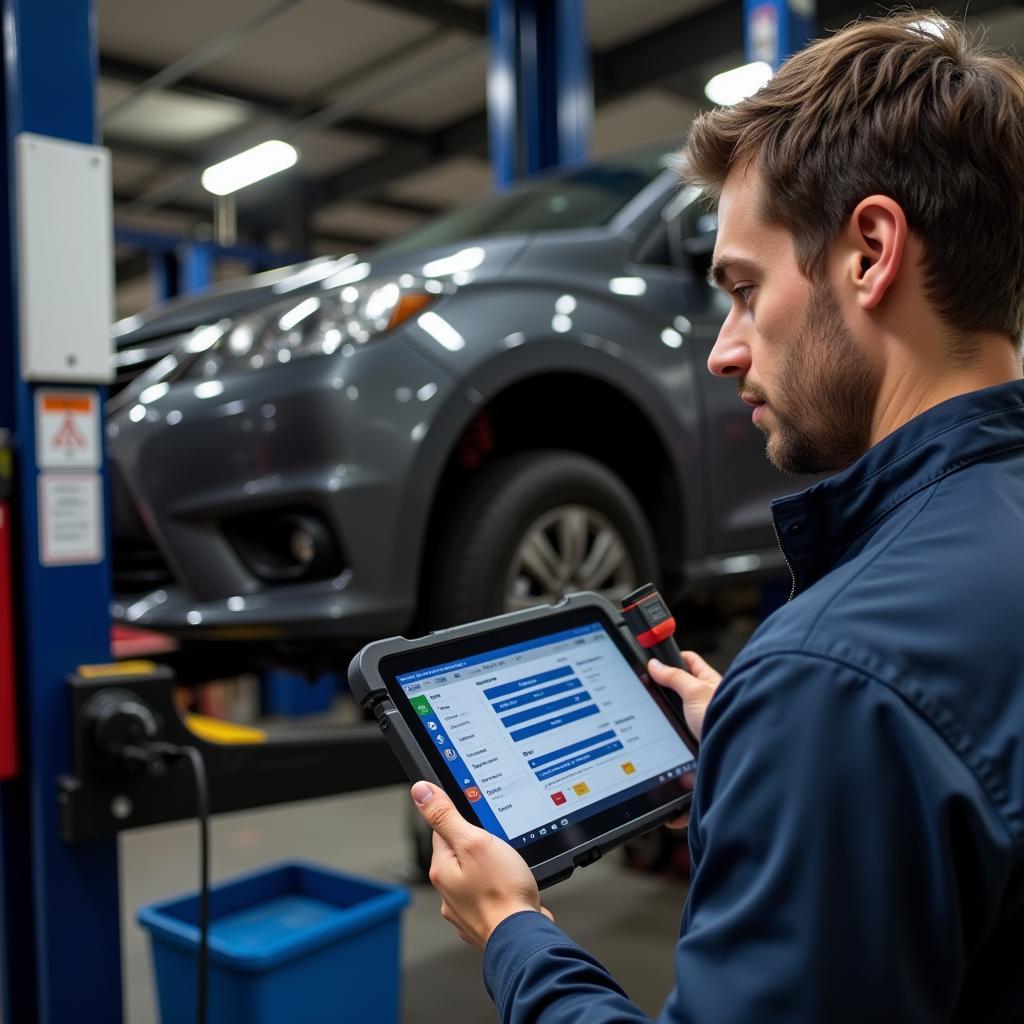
[143,741,210,1024]
[179,745,210,1024]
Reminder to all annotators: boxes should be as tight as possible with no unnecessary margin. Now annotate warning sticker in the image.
[38,473,103,565]
[35,389,101,469]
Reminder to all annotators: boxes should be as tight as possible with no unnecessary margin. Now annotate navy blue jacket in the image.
[483,380,1024,1023]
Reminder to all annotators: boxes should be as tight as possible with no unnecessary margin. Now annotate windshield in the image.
[374,147,673,257]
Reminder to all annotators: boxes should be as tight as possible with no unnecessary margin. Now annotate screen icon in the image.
[572,782,590,796]
[560,818,569,826]
[427,722,438,731]
[444,748,457,761]
[435,735,445,744]
[621,762,636,775]
[463,786,482,802]
[551,791,566,806]
[539,828,547,835]
[550,823,558,831]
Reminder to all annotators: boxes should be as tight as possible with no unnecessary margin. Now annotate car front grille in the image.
[109,458,177,595]
[110,334,185,401]
[112,537,175,595]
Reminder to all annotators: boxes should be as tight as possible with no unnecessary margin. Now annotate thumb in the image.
[411,781,475,851]
[647,657,701,699]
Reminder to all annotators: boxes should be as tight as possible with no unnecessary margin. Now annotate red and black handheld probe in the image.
[620,583,699,755]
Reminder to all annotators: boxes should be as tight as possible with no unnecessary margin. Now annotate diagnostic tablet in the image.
[349,592,696,888]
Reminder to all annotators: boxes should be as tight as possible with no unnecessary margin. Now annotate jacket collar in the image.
[771,379,1024,595]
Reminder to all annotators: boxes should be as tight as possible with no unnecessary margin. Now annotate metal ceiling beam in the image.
[369,0,485,35]
[311,113,486,206]
[317,0,1011,208]
[102,0,304,121]
[366,195,445,216]
[99,53,428,148]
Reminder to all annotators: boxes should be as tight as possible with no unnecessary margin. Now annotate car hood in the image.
[114,237,532,347]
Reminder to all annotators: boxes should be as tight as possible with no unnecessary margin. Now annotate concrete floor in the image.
[121,785,688,1023]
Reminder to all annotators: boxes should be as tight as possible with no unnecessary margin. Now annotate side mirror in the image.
[683,230,716,280]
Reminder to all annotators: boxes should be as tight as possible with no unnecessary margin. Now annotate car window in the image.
[633,184,717,278]
[373,149,672,257]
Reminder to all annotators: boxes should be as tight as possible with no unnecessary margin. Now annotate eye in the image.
[733,284,754,307]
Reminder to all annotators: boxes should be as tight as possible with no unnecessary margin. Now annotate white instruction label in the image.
[38,473,103,565]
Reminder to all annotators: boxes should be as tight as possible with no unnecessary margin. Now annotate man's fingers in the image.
[648,655,720,695]
[680,650,722,684]
[412,781,475,852]
[540,906,556,923]
[647,657,700,697]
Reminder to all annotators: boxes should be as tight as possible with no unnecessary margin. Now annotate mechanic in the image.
[409,15,1024,1022]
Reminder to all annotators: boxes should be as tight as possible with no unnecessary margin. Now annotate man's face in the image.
[707,165,880,474]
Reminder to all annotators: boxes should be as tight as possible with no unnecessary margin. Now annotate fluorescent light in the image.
[705,62,773,106]
[201,140,298,196]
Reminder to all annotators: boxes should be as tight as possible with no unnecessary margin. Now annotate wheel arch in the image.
[407,358,695,628]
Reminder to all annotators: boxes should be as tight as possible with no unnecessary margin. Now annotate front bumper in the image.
[108,333,462,643]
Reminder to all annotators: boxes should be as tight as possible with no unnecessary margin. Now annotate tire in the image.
[432,450,659,626]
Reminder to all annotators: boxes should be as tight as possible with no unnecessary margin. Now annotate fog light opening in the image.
[224,508,345,584]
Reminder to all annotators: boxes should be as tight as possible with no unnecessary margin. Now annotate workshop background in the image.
[3,1,1024,1023]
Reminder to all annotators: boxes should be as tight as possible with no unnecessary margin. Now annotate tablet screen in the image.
[385,613,696,853]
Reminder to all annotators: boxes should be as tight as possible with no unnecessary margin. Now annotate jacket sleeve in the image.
[483,652,992,1024]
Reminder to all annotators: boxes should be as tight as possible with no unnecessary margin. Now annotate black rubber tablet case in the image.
[347,591,693,889]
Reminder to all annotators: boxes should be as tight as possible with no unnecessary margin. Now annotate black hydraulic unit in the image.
[59,662,404,843]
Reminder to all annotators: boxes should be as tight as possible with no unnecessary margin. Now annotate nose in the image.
[707,314,751,379]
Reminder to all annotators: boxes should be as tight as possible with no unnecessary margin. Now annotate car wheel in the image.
[434,451,659,626]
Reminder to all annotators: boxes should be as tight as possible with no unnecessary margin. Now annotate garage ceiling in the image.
[100,0,1024,316]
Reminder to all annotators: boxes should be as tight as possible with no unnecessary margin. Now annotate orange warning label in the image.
[42,396,92,412]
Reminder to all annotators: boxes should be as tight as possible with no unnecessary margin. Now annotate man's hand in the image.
[649,651,721,830]
[648,650,722,744]
[411,780,553,949]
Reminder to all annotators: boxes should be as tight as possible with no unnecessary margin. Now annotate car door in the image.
[632,189,797,558]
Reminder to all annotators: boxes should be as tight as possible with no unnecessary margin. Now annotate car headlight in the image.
[187,277,437,378]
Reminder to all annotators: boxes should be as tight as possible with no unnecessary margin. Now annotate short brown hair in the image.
[684,14,1024,347]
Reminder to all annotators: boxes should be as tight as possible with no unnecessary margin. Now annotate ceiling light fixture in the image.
[201,140,298,196]
[704,62,773,106]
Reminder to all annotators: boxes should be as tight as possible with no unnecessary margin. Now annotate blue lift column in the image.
[0,2,122,1022]
[488,0,592,189]
[744,0,814,69]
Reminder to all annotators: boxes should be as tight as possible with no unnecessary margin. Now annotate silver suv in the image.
[108,146,793,667]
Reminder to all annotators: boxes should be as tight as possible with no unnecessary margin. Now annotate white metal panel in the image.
[16,133,114,383]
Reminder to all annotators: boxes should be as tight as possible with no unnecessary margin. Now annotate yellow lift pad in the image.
[185,714,267,745]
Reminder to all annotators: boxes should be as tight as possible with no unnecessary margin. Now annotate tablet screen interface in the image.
[392,618,696,849]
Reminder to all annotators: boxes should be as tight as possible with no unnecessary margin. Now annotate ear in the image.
[843,196,907,310]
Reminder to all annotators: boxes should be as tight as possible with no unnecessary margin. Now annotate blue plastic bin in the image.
[261,670,338,716]
[137,861,410,1024]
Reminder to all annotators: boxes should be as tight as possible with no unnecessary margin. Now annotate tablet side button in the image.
[573,847,602,868]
